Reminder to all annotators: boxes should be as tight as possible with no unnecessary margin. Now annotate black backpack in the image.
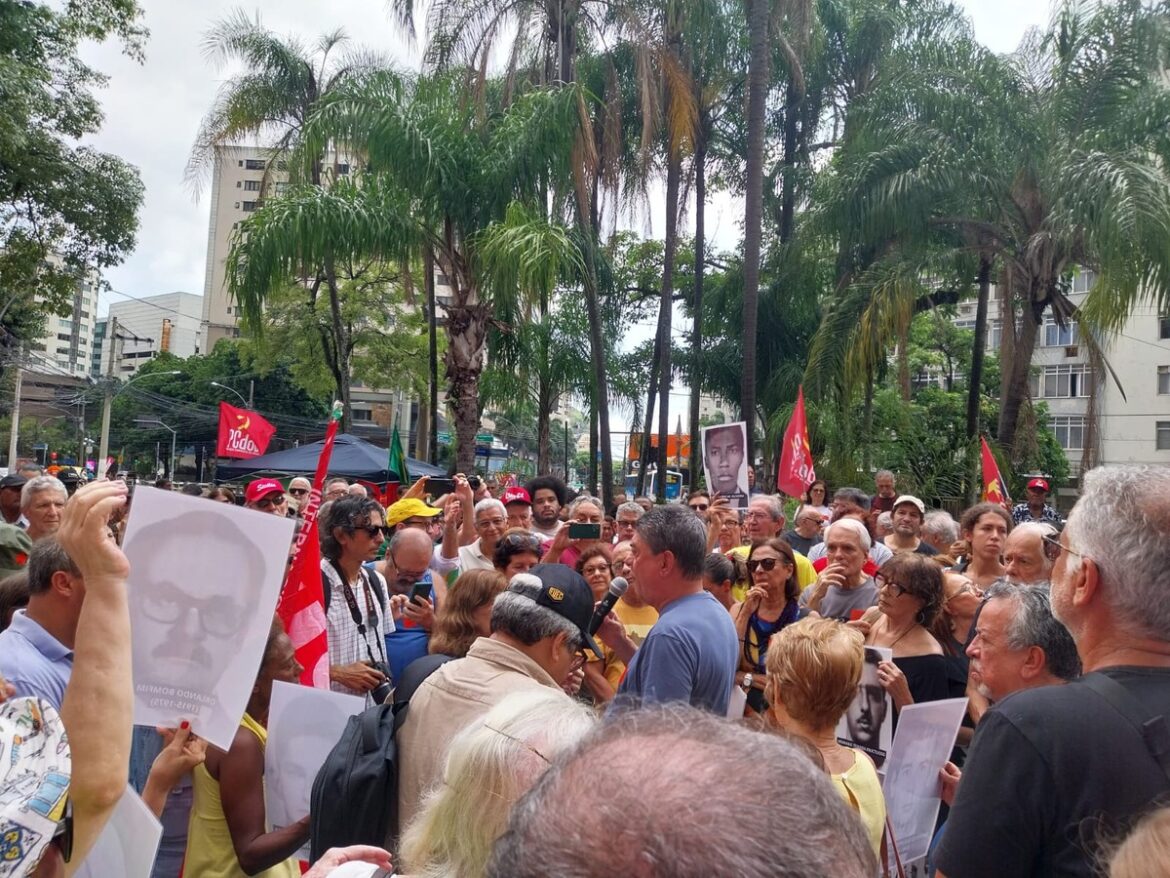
[308,653,451,859]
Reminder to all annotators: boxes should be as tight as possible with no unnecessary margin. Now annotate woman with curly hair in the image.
[427,569,508,659]
[859,552,949,713]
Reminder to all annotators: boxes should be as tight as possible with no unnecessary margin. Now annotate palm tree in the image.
[186,11,384,428]
[813,0,1170,462]
[228,73,589,472]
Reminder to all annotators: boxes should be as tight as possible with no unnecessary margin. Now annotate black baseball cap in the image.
[0,474,25,491]
[513,564,603,658]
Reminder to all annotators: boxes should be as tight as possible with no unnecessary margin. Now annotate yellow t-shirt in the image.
[184,713,300,878]
[832,747,886,858]
[601,597,660,689]
[728,544,816,604]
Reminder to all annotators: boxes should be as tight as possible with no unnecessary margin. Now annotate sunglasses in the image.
[502,532,541,552]
[746,556,790,573]
[289,487,309,496]
[255,495,285,509]
[354,524,391,539]
[1041,533,1079,562]
[690,503,709,512]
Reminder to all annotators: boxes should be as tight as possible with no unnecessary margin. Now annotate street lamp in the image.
[97,370,182,478]
[210,381,248,407]
[135,417,177,480]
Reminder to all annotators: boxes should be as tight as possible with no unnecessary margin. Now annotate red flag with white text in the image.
[277,407,341,688]
[980,436,1012,508]
[776,386,816,497]
[216,402,277,459]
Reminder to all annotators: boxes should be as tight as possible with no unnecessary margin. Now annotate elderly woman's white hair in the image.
[398,688,597,877]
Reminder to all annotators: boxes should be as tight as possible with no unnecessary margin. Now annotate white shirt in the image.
[321,560,393,703]
[457,539,495,572]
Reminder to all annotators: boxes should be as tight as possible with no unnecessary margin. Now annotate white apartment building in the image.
[101,292,203,376]
[28,265,99,377]
[949,269,1170,492]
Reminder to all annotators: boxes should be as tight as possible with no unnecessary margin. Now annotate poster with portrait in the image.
[835,646,894,768]
[265,680,363,853]
[701,421,749,508]
[881,698,968,864]
[75,786,162,878]
[123,487,296,750]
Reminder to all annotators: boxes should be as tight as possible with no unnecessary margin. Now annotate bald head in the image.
[1004,522,1056,585]
[488,704,875,878]
[385,526,434,595]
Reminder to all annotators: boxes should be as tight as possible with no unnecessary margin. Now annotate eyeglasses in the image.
[354,524,391,539]
[875,573,910,597]
[288,487,309,496]
[746,556,790,573]
[689,503,709,512]
[255,495,285,509]
[945,580,982,602]
[141,583,247,637]
[569,650,588,673]
[476,516,507,529]
[501,532,541,552]
[1042,533,1081,562]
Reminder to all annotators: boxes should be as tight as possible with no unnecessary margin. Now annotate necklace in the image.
[879,617,917,652]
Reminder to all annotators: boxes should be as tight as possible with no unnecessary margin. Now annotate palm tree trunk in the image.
[589,393,598,494]
[425,247,439,465]
[637,330,662,497]
[688,134,707,488]
[446,300,490,473]
[537,284,552,473]
[965,256,992,439]
[323,255,352,432]
[576,211,614,508]
[655,152,682,496]
[997,295,1041,460]
[741,0,770,467]
[780,81,799,243]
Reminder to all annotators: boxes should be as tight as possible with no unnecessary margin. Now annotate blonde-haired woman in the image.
[398,688,596,877]
[765,618,886,857]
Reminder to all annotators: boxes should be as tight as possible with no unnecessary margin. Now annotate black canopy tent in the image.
[214,433,445,484]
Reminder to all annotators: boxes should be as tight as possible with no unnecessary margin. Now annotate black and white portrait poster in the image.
[123,487,296,749]
[835,646,894,768]
[701,421,749,508]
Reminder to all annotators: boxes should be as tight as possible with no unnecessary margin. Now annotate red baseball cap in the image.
[1027,477,1050,492]
[245,478,286,504]
[501,486,532,506]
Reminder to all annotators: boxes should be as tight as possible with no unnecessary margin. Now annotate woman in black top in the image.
[733,538,804,715]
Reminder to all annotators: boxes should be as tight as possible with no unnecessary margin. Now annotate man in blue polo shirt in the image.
[0,537,83,708]
[378,527,440,684]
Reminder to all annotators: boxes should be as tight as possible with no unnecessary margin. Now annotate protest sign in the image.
[882,697,969,864]
[701,421,749,508]
[835,646,893,768]
[75,786,162,878]
[123,487,296,750]
[265,680,363,839]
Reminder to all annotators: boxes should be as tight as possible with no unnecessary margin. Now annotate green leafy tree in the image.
[0,1,145,365]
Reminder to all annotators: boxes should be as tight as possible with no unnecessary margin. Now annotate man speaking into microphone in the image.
[596,505,738,714]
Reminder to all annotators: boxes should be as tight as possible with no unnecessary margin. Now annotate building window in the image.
[352,409,373,422]
[1071,269,1096,295]
[56,346,71,355]
[245,158,266,170]
[1160,316,1170,339]
[336,163,350,175]
[1043,317,1078,347]
[1031,364,1093,398]
[56,333,71,342]
[244,180,261,191]
[1159,422,1170,451]
[241,201,258,212]
[276,160,288,171]
[1049,416,1087,451]
[1160,366,1170,395]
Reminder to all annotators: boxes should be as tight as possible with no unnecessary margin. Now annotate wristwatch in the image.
[742,673,753,690]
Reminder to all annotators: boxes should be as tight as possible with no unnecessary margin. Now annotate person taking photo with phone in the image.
[542,495,605,568]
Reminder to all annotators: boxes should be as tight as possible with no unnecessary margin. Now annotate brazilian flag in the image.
[388,425,408,484]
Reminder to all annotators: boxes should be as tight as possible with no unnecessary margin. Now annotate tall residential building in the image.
[103,292,203,376]
[28,266,99,377]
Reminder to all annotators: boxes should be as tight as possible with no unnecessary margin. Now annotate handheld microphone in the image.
[588,576,629,635]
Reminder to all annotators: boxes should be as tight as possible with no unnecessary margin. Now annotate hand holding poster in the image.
[881,697,968,864]
[701,421,749,508]
[123,487,296,750]
[835,646,894,768]
[265,681,363,836]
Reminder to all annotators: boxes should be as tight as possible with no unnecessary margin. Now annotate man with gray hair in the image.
[808,487,893,568]
[598,505,738,713]
[487,703,876,878]
[395,564,599,835]
[21,475,67,542]
[1002,521,1058,585]
[922,509,960,555]
[457,497,508,571]
[966,581,1079,704]
[937,465,1170,878]
[614,500,644,544]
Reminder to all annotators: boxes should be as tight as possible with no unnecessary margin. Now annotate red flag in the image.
[776,386,816,497]
[980,436,1012,508]
[277,409,341,688]
[216,402,277,459]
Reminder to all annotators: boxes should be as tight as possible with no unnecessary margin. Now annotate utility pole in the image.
[7,366,21,469]
[248,379,254,408]
[97,316,119,478]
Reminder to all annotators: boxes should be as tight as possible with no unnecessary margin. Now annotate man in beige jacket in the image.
[395,564,602,836]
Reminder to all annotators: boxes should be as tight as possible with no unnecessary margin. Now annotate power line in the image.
[101,286,203,321]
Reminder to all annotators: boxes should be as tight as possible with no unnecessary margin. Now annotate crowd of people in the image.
[2,459,1169,877]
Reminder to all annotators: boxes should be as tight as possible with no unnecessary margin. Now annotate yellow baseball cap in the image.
[385,497,441,526]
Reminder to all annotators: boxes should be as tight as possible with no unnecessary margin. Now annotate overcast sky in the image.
[77,0,1053,435]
